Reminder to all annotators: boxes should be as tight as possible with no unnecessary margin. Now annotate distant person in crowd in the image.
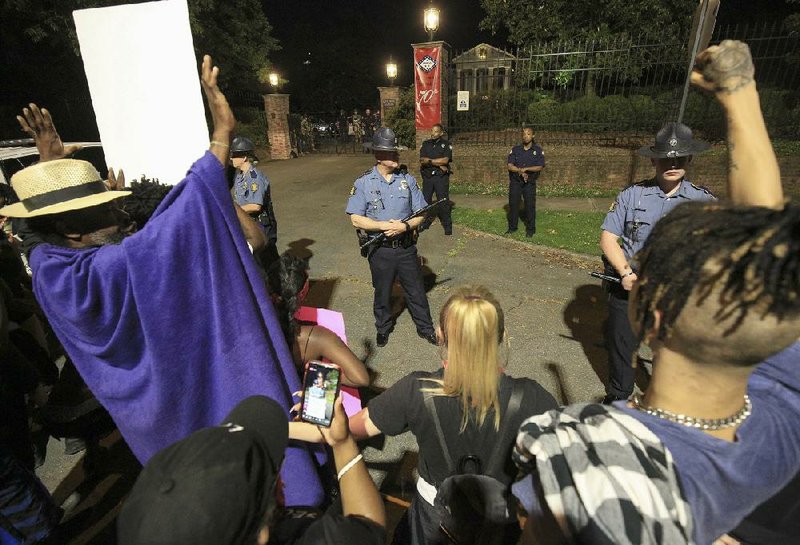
[300,114,315,153]
[337,109,348,146]
[351,108,364,147]
[506,126,544,237]
[267,253,369,387]
[296,286,558,545]
[231,135,279,265]
[1,56,325,507]
[512,41,800,545]
[119,395,386,545]
[363,108,376,138]
[599,122,714,404]
[346,128,437,348]
[419,123,453,235]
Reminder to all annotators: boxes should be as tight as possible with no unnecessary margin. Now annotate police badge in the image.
[251,182,259,192]
[399,180,409,191]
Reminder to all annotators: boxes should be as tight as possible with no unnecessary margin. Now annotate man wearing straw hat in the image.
[0,56,326,508]
[599,122,716,404]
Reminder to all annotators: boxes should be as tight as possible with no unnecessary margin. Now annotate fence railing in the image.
[447,20,800,147]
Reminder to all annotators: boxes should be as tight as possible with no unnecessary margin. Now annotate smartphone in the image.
[300,361,341,427]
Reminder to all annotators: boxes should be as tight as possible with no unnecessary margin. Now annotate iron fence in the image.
[446,20,800,147]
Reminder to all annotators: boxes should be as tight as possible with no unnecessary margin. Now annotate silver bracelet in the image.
[337,453,363,481]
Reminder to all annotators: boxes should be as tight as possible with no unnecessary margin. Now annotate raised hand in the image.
[200,55,235,138]
[106,167,126,191]
[691,40,754,95]
[17,104,82,162]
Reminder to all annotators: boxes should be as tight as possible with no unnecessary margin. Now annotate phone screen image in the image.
[300,361,341,427]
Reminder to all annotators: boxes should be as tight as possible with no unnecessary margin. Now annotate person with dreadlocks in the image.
[512,40,800,545]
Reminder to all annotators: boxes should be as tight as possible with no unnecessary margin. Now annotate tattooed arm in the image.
[691,40,783,209]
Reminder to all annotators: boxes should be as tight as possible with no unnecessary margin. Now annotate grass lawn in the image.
[452,207,605,256]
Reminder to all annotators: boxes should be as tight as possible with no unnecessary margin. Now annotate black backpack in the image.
[425,382,524,545]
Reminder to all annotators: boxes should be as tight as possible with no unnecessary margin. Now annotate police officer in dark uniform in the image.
[346,128,437,348]
[419,123,453,235]
[230,136,279,264]
[506,126,545,237]
[600,122,715,404]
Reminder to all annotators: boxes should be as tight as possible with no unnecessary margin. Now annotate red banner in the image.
[414,45,442,130]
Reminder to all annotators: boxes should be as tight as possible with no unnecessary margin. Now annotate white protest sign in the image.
[457,90,470,111]
[73,0,209,185]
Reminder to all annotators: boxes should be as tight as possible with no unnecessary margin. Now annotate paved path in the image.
[39,154,613,541]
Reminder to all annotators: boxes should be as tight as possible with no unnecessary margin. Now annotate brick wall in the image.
[399,142,800,198]
[263,94,292,160]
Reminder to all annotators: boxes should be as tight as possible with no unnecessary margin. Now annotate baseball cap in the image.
[117,396,289,545]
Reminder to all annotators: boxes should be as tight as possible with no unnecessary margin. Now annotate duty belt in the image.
[381,235,412,248]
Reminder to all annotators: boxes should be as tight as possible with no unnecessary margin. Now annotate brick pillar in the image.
[263,93,291,160]
[411,41,450,151]
[377,86,400,126]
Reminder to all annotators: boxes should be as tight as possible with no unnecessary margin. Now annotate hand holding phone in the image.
[300,361,341,427]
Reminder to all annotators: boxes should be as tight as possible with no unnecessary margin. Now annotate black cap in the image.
[117,396,288,545]
[638,122,710,158]
[365,127,407,151]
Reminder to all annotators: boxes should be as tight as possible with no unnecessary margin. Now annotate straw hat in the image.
[0,159,130,218]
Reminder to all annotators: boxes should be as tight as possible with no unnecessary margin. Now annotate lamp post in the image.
[423,4,440,41]
[386,59,397,86]
[268,72,279,90]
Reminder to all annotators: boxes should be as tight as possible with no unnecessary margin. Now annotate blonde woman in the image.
[352,286,557,544]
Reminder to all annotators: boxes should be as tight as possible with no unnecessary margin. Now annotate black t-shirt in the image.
[368,369,558,486]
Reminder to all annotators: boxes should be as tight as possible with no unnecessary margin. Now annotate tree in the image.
[0,0,278,93]
[479,0,697,95]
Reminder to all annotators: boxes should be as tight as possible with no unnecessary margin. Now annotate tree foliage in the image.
[479,0,697,92]
[0,0,278,93]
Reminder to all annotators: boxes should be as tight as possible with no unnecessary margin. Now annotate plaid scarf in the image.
[513,403,695,545]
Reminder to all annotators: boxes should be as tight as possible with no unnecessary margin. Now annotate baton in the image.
[590,271,621,284]
[677,0,721,123]
[359,199,450,251]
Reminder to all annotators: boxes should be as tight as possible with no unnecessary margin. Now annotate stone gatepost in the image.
[263,93,291,160]
[377,86,401,126]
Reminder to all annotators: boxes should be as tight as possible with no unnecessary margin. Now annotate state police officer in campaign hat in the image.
[346,128,437,347]
[600,122,715,404]
[230,136,279,263]
[419,124,453,235]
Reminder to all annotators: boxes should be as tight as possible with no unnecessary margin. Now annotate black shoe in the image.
[601,394,629,405]
[419,223,430,232]
[376,332,390,347]
[504,228,517,235]
[525,231,535,237]
[418,331,438,346]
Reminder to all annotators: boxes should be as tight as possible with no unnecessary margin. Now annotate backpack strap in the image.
[424,393,455,475]
[486,380,524,477]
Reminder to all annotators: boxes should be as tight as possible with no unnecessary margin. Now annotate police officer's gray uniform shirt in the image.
[602,179,716,262]
[233,166,269,207]
[346,167,428,227]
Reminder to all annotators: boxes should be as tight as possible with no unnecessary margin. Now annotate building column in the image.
[263,93,291,160]
[411,41,450,150]
[377,86,401,125]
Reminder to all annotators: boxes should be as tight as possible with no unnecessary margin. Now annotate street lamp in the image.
[386,59,398,86]
[423,5,440,41]
[268,72,279,89]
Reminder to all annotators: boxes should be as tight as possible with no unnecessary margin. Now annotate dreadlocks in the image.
[632,201,800,364]
[122,177,173,229]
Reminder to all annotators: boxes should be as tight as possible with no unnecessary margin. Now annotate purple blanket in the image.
[30,152,323,506]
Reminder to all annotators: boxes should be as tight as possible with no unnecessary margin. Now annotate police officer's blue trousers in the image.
[508,179,536,233]
[606,290,638,399]
[368,245,434,336]
[421,174,452,233]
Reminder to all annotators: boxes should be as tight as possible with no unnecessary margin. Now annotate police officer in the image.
[600,122,715,404]
[506,126,545,237]
[346,128,437,348]
[419,123,453,235]
[230,136,279,264]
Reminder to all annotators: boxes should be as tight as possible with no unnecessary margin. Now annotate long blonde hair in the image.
[423,285,506,431]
